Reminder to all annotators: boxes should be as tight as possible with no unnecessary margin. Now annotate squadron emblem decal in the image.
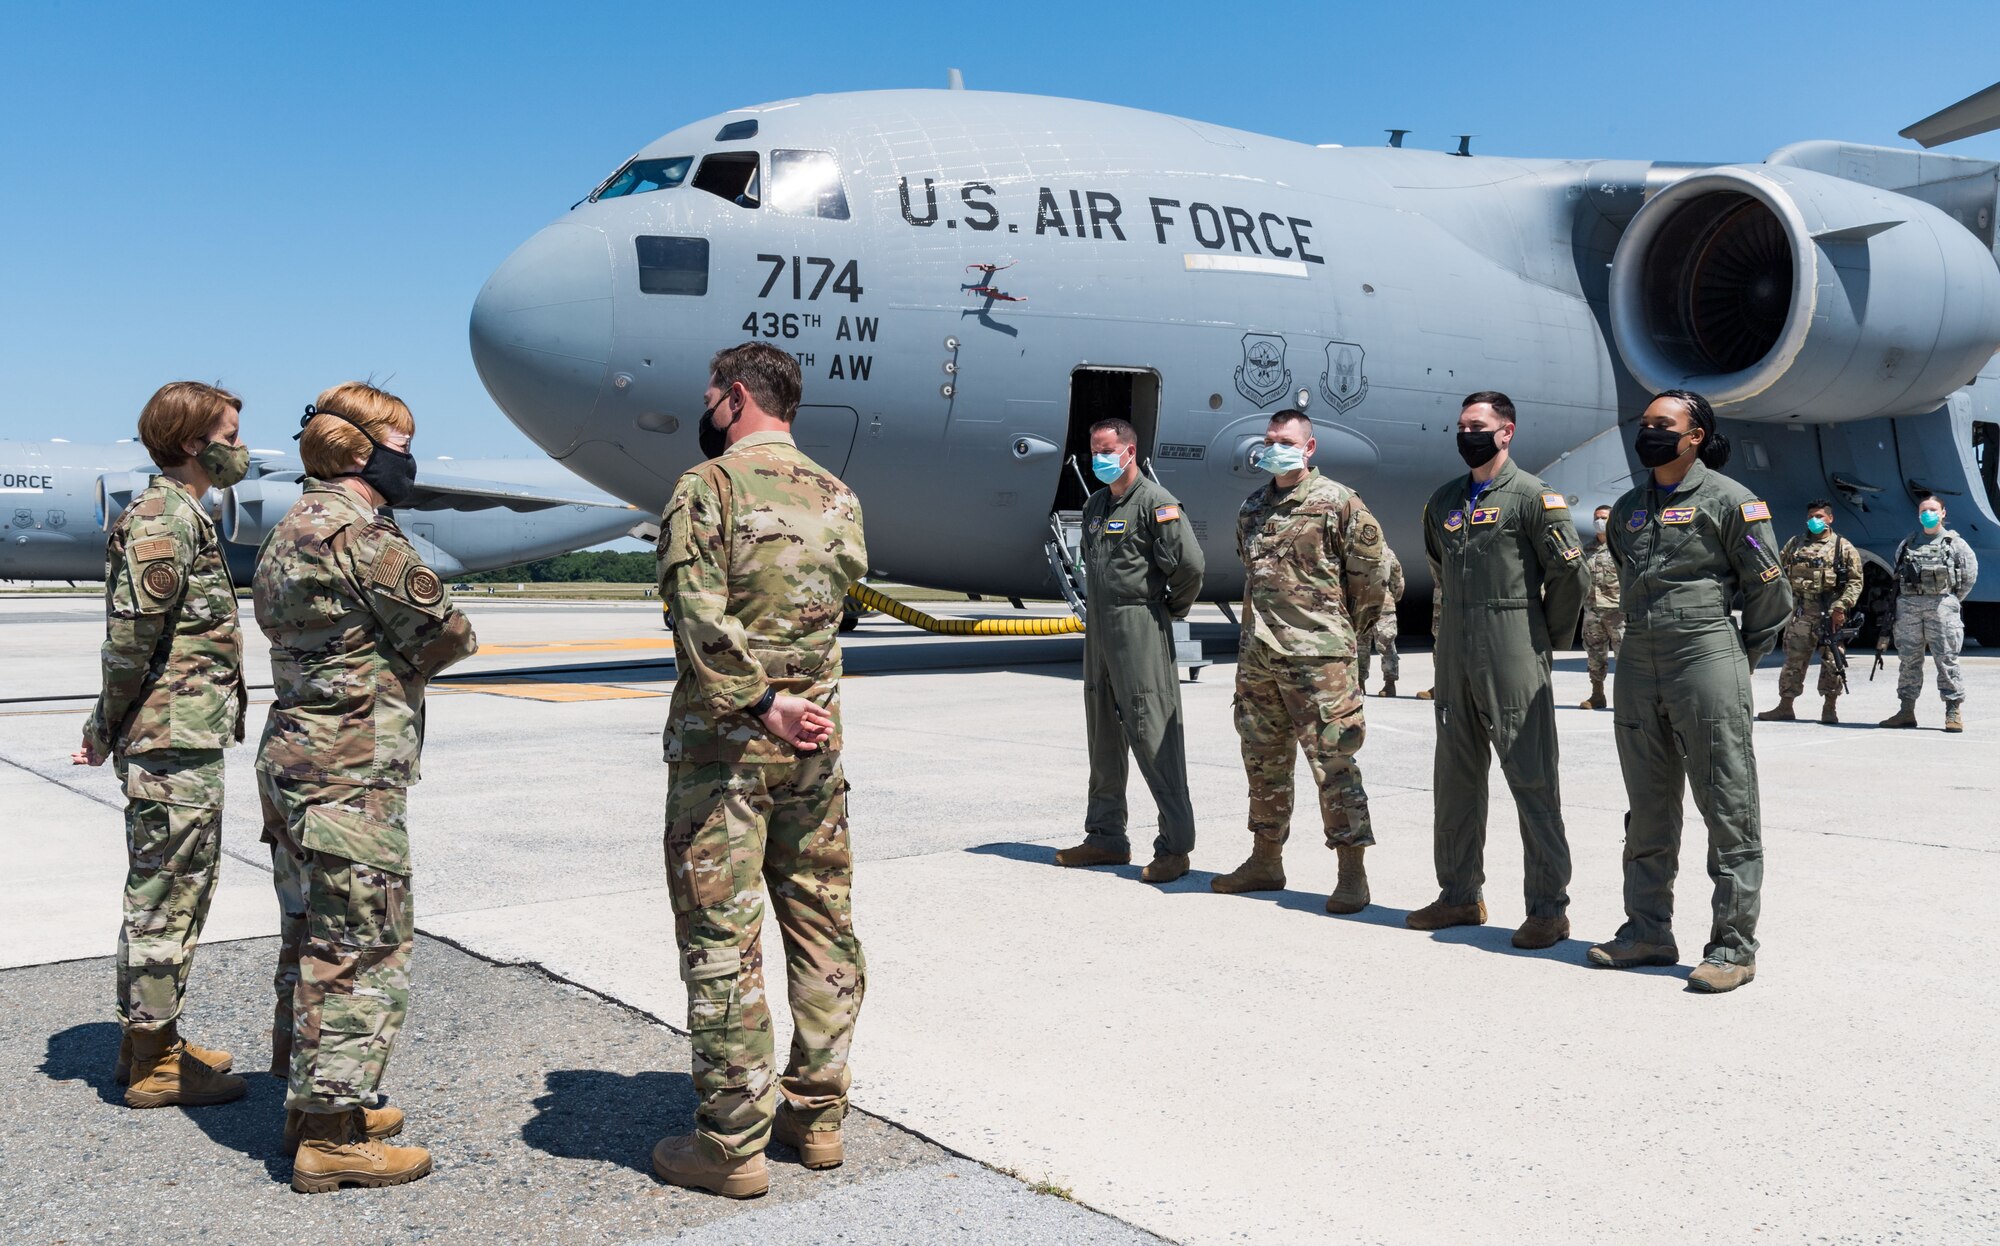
[1234,333,1291,408]
[1318,341,1370,415]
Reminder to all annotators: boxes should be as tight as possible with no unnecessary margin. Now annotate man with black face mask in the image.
[1413,391,1587,950]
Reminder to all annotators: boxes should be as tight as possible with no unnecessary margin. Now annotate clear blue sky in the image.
[4,0,1997,456]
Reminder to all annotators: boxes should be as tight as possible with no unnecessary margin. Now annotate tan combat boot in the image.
[1378,679,1396,698]
[1405,897,1487,931]
[1756,696,1796,722]
[1210,839,1285,894]
[1580,676,1607,710]
[1585,938,1679,969]
[116,1030,232,1085]
[285,1103,406,1150]
[651,1133,769,1199]
[124,1024,248,1109]
[291,1108,433,1193]
[1053,839,1130,868]
[1140,853,1189,884]
[1325,845,1369,914]
[1512,914,1570,949]
[1414,688,1434,701]
[1879,700,1919,728]
[1820,694,1840,725]
[1945,703,1965,733]
[773,1102,843,1169]
[1687,959,1756,993]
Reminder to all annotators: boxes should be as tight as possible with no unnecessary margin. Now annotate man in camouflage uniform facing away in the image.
[1579,505,1623,710]
[1357,546,1404,697]
[1757,499,1864,725]
[1879,494,1979,732]
[652,343,871,1200]
[255,382,476,1192]
[74,381,251,1110]
[1415,392,1587,949]
[1211,410,1390,914]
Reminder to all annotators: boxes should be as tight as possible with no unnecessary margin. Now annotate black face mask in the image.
[1456,429,1500,469]
[297,404,418,508]
[1634,427,1687,469]
[697,392,736,460]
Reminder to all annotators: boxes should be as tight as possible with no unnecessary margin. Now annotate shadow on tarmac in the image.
[524,1068,695,1172]
[41,1021,124,1106]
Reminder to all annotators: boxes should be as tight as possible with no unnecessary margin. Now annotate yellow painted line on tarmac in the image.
[433,679,666,703]
[474,637,674,656]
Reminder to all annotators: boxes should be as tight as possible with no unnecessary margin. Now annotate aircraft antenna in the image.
[1385,129,1410,148]
[948,68,965,90]
[1451,135,1476,157]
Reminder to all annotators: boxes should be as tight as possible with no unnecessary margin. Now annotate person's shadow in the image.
[523,1068,697,1171]
[42,1022,292,1177]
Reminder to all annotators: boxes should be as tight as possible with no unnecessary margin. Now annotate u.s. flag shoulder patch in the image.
[1541,492,1568,510]
[1740,500,1772,523]
[1154,505,1181,522]
[131,537,177,563]
[1760,564,1782,582]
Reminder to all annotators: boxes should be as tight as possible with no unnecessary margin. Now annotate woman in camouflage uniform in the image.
[253,382,477,1192]
[73,381,251,1109]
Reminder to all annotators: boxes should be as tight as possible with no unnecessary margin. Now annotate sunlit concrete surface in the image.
[4,594,1994,1244]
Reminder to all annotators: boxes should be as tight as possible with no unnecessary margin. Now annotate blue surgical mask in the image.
[1920,510,1942,530]
[1090,452,1126,484]
[1255,443,1307,476]
[1806,517,1828,535]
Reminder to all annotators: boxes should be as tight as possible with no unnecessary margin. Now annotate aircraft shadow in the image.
[41,1021,293,1175]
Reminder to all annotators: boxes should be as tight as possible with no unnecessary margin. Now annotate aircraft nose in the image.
[469,222,615,455]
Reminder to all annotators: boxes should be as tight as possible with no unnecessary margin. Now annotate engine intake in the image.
[1609,164,2000,422]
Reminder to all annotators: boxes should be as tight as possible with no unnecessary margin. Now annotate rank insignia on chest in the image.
[1761,564,1782,582]
[1627,510,1648,531]
[1104,520,1127,533]
[1443,509,1465,532]
[1470,507,1501,525]
[1661,506,1697,525]
[1541,492,1568,510]
[1740,500,1772,522]
[1154,505,1180,522]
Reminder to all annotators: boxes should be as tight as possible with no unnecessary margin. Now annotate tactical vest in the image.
[1785,535,1849,600]
[1899,535,1959,595]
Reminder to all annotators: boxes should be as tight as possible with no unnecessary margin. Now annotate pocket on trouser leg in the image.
[1312,700,1373,847]
[666,769,743,914]
[308,989,398,1104]
[683,946,746,1087]
[1701,716,1756,833]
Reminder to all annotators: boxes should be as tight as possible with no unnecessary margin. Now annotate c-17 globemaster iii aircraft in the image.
[0,439,645,583]
[468,80,2000,640]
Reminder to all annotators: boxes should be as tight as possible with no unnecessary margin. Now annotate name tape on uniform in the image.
[1661,506,1697,525]
[1761,564,1782,582]
[1740,500,1772,522]
[1470,507,1501,525]
[1104,520,1127,533]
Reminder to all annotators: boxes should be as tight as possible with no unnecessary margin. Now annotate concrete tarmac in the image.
[3,594,1995,1244]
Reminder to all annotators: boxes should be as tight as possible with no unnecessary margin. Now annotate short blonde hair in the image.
[299,381,416,478]
[138,381,241,468]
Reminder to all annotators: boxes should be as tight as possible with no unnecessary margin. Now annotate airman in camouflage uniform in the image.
[1358,547,1404,696]
[77,381,250,1109]
[256,386,476,1191]
[1579,505,1622,710]
[652,344,870,1200]
[1211,411,1388,915]
[1757,501,1864,725]
[1879,496,1979,732]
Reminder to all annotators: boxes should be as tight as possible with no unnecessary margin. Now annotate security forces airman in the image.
[1054,418,1206,884]
[1879,496,1979,732]
[1758,499,1863,725]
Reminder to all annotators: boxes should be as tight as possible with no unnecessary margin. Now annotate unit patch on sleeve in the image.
[140,562,183,600]
[371,545,411,589]
[1154,505,1181,522]
[1541,492,1568,510]
[405,565,444,606]
[1740,500,1772,523]
[1626,510,1649,531]
[1661,506,1697,525]
[132,537,177,563]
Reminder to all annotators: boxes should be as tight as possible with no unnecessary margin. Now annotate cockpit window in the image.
[768,150,851,220]
[635,236,709,296]
[692,152,760,209]
[590,156,692,203]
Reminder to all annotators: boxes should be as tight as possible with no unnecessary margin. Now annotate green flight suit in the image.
[1607,461,1791,966]
[1421,460,1587,918]
[1078,474,1206,857]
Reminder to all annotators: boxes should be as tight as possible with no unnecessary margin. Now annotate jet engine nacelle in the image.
[219,479,304,546]
[94,471,155,531]
[1609,164,2000,422]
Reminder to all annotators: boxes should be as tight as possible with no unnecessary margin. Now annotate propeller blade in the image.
[1900,80,2000,148]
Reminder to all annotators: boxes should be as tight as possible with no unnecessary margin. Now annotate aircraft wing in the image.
[399,470,628,513]
[1900,80,2000,148]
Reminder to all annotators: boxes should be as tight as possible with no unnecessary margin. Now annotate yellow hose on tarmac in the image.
[847,583,1084,635]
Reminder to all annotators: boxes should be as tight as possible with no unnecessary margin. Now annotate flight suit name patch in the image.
[1541,492,1568,510]
[1740,500,1772,522]
[1626,510,1648,531]
[1154,505,1180,522]
[1104,520,1127,533]
[1661,507,1696,525]
[1469,507,1501,525]
[1443,509,1465,532]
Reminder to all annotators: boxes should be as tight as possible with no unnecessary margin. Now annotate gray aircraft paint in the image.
[470,89,2000,623]
[0,440,642,582]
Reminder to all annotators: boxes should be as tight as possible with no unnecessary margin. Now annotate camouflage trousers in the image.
[1582,608,1625,680]
[1775,613,1844,698]
[1234,638,1373,848]
[1893,595,1966,704]
[1357,615,1399,684]
[113,748,225,1032]
[665,751,865,1159]
[259,772,414,1113]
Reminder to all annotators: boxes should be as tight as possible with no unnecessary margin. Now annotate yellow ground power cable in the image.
[846,582,1084,636]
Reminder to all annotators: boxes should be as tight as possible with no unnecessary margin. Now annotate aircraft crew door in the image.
[1046,367,1161,615]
